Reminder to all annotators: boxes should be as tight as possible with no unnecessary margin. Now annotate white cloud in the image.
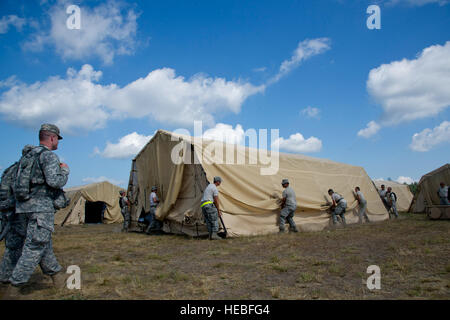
[0,64,263,132]
[357,121,381,138]
[300,106,320,119]
[269,38,331,84]
[410,121,450,152]
[96,132,153,159]
[24,0,139,64]
[110,68,264,126]
[0,38,329,133]
[272,133,322,153]
[365,41,450,127]
[199,122,324,154]
[0,64,113,134]
[396,176,416,184]
[0,15,26,34]
[203,123,245,145]
[82,176,125,186]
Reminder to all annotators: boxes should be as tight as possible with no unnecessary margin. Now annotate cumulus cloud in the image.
[357,121,381,138]
[269,38,331,84]
[82,176,125,186]
[365,41,450,124]
[24,0,139,64]
[0,64,113,134]
[203,123,246,145]
[95,132,153,159]
[272,133,322,153]
[396,176,416,184]
[1,37,329,133]
[410,121,450,152]
[0,64,263,132]
[0,15,26,34]
[300,106,320,119]
[359,41,450,138]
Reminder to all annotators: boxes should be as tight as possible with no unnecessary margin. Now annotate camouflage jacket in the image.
[15,145,69,214]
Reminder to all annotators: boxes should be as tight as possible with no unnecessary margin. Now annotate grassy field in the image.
[1,212,449,300]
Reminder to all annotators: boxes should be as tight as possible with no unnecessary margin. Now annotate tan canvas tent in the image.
[127,130,388,237]
[55,181,124,226]
[410,164,450,213]
[373,180,414,212]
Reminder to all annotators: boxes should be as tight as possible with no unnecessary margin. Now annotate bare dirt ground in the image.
[1,212,449,300]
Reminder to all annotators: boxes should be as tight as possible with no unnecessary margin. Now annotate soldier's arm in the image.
[40,151,69,189]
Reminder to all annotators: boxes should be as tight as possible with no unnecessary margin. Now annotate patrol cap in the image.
[119,190,125,195]
[213,176,222,183]
[281,179,289,185]
[151,186,157,191]
[40,123,63,140]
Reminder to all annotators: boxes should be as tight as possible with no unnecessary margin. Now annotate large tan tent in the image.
[55,181,124,226]
[127,130,388,237]
[410,163,450,213]
[373,180,414,212]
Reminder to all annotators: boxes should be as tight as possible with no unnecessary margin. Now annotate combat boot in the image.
[289,226,299,233]
[51,271,67,289]
[209,232,222,240]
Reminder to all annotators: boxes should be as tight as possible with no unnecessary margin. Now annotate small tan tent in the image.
[373,180,414,212]
[410,164,450,213]
[127,130,388,237]
[55,181,124,226]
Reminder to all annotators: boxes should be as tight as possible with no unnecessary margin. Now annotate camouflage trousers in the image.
[121,207,130,230]
[332,202,347,224]
[358,201,370,223]
[389,202,398,218]
[279,206,298,232]
[148,206,162,230]
[202,204,219,234]
[0,213,26,283]
[5,212,61,286]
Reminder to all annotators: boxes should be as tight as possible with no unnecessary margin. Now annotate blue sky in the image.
[0,0,449,188]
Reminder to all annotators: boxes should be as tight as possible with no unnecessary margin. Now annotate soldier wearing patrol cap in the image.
[0,123,69,297]
[279,179,299,233]
[200,176,223,240]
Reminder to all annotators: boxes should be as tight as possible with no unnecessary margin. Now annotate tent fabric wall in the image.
[55,181,124,226]
[128,130,388,237]
[410,164,450,213]
[373,180,414,212]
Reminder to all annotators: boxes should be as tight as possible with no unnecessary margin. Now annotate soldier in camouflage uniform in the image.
[201,176,223,240]
[119,191,130,232]
[0,146,33,285]
[4,124,69,293]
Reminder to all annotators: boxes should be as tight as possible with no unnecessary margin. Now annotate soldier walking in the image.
[1,124,69,296]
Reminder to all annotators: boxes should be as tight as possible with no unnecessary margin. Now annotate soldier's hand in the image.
[60,162,69,169]
[218,210,223,217]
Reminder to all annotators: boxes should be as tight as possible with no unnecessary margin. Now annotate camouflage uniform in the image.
[201,203,219,234]
[279,184,298,232]
[0,213,27,283]
[8,145,69,286]
[0,145,33,283]
[120,196,130,231]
